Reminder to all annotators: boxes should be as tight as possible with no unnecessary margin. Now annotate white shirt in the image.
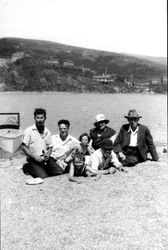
[22,124,52,156]
[51,134,79,159]
[128,126,138,147]
[90,148,121,170]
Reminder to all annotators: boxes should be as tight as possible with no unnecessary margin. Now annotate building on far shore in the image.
[92,74,116,84]
[45,59,59,65]
[63,60,74,67]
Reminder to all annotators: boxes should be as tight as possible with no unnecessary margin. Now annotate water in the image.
[0,92,167,146]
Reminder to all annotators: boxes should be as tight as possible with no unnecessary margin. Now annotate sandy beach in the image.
[1,145,167,250]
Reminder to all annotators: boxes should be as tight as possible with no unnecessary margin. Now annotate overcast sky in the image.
[0,0,167,57]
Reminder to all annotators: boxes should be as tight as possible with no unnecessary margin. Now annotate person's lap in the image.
[23,161,48,178]
[122,155,139,166]
[46,157,64,176]
[23,157,64,178]
[122,147,143,167]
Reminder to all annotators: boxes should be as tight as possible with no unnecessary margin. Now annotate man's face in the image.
[96,121,106,130]
[128,117,139,130]
[59,124,69,138]
[102,148,112,158]
[34,114,46,128]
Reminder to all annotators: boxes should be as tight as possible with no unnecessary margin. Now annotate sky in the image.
[0,0,167,57]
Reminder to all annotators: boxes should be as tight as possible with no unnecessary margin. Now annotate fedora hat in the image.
[124,109,142,119]
[101,139,113,150]
[94,114,109,126]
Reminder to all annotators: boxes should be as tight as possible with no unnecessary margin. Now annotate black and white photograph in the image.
[0,0,167,249]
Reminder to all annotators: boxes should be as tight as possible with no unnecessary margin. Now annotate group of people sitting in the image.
[22,108,159,184]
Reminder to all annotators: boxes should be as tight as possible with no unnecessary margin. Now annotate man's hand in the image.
[118,152,126,161]
[115,162,125,172]
[34,155,43,162]
[43,151,50,161]
[41,149,51,162]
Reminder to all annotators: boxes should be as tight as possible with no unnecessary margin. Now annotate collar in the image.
[128,125,139,134]
[59,133,69,140]
[57,134,73,143]
[32,124,48,137]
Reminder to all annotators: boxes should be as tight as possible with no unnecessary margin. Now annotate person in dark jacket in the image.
[90,114,116,150]
[114,109,159,166]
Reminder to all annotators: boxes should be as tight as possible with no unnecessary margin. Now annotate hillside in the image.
[123,53,167,66]
[0,37,167,93]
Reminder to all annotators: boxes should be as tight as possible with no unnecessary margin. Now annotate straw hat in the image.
[94,114,109,126]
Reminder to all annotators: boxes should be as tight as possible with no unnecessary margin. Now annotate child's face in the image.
[81,136,89,145]
[74,157,84,169]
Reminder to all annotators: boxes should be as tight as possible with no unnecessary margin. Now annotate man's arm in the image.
[86,164,114,175]
[114,127,127,160]
[145,127,159,161]
[111,151,124,170]
[22,128,42,162]
[86,165,107,175]
[113,128,123,152]
[22,143,42,162]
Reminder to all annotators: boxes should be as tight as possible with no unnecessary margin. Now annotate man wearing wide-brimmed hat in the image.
[90,114,116,150]
[114,109,159,166]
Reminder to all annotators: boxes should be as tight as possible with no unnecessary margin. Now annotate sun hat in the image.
[101,139,113,150]
[124,109,142,119]
[94,114,109,126]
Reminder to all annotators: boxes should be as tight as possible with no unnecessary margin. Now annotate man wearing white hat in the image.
[90,114,116,150]
[114,109,159,166]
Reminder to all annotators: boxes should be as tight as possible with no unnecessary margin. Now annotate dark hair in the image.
[72,151,85,163]
[79,132,90,143]
[34,108,46,118]
[58,119,70,128]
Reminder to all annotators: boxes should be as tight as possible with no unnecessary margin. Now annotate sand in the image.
[0,146,168,250]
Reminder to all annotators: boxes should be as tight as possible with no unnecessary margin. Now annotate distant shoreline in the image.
[0,91,166,95]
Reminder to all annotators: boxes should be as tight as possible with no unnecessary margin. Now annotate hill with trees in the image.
[0,38,167,93]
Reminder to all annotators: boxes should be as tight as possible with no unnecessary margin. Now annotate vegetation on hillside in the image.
[0,38,167,93]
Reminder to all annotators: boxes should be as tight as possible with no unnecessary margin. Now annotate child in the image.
[78,132,94,156]
[68,151,100,183]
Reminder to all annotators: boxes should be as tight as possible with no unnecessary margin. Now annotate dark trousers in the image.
[122,146,143,167]
[23,157,64,178]
[47,157,64,176]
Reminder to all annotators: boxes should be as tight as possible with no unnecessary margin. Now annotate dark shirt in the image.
[74,164,86,177]
[90,126,116,150]
[79,143,91,156]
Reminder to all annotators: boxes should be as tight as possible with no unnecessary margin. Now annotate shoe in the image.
[26,177,44,185]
